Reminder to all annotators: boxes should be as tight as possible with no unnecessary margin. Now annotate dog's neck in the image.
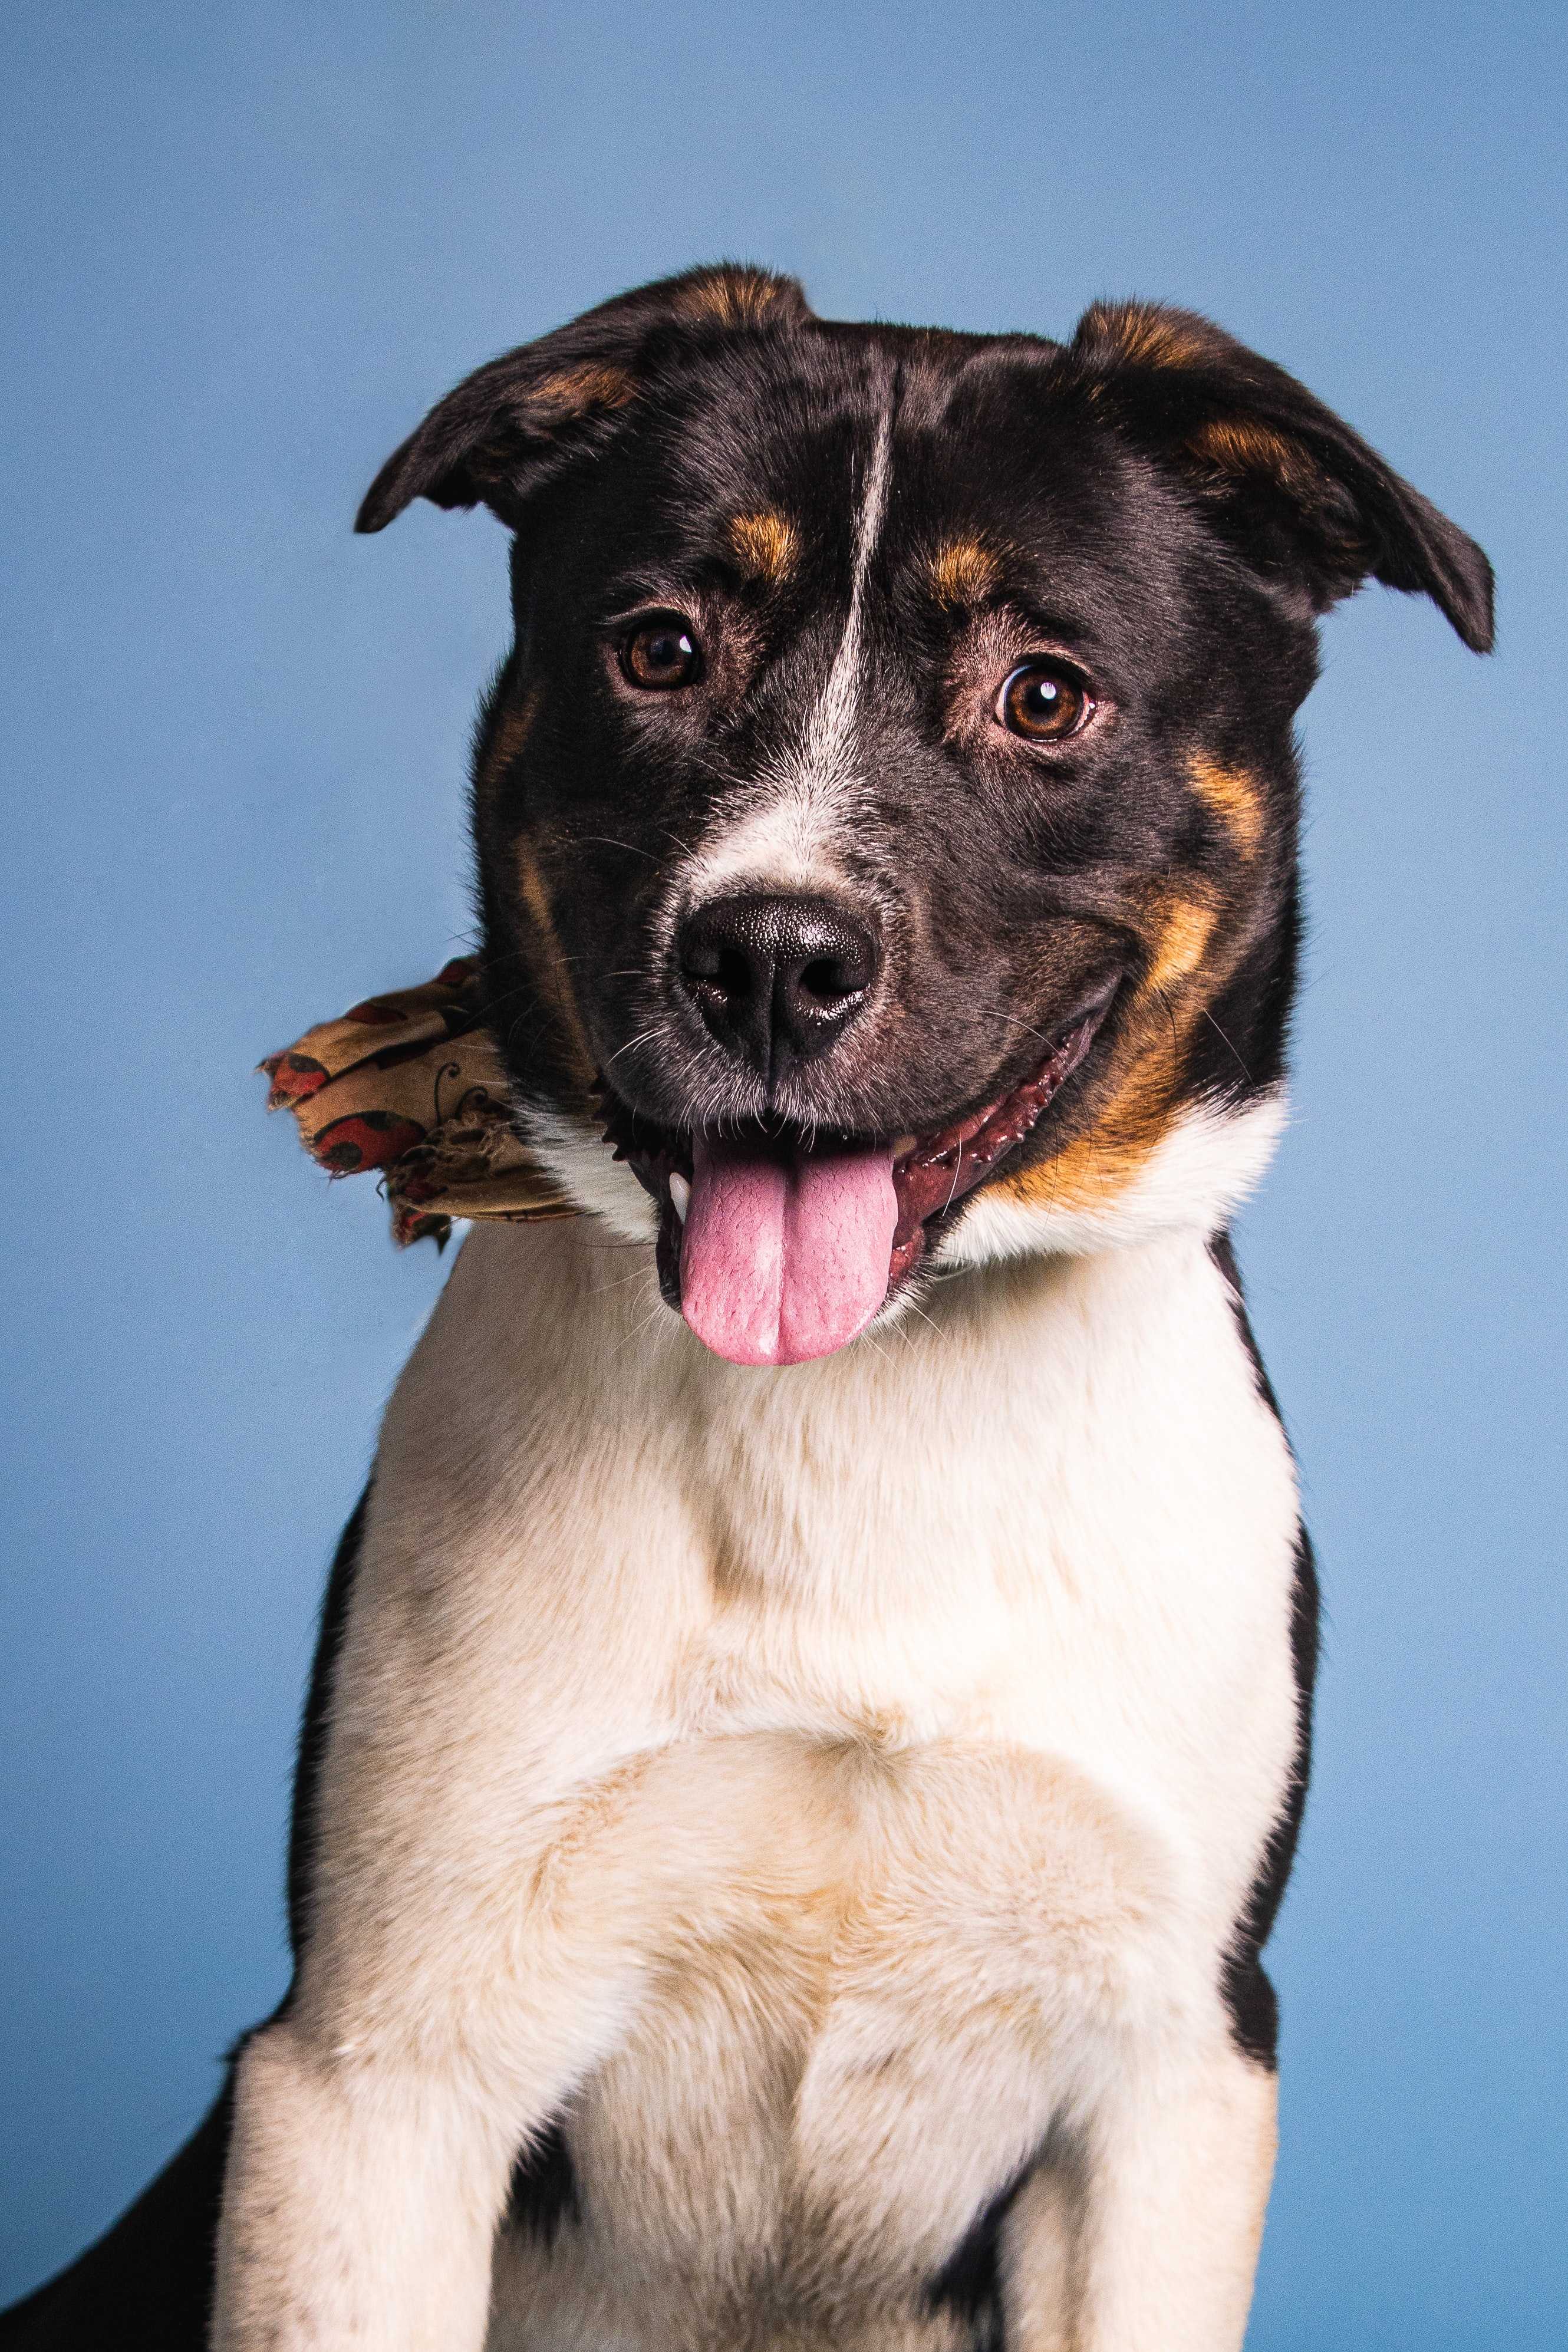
[376,1194,1279,1656]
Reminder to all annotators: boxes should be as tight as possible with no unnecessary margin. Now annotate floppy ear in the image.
[355,262,812,535]
[1069,301,1494,651]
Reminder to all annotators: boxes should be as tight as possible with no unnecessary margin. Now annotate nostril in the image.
[683,942,755,1000]
[798,954,863,1007]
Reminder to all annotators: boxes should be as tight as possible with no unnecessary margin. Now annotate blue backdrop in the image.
[3,4,1563,2340]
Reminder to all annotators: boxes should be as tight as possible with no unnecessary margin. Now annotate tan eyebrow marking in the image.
[728,509,800,582]
[1187,753,1264,860]
[927,538,1001,607]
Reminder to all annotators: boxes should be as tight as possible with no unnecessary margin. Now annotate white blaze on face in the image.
[666,387,907,1368]
[795,387,895,796]
[686,383,896,901]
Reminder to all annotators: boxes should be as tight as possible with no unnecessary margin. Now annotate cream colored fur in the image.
[213,1108,1300,2352]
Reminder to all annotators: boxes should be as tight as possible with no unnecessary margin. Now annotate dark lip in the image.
[594,977,1121,1314]
[879,982,1116,1284]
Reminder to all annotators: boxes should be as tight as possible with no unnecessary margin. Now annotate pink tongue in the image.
[680,1137,898,1366]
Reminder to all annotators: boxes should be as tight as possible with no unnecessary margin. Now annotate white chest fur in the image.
[229,1221,1301,2352]
[341,1215,1299,1857]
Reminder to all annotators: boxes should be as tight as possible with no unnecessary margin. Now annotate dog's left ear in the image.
[1069,301,1494,651]
[355,262,812,535]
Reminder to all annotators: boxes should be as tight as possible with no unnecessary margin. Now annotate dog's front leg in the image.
[211,1764,663,2352]
[212,1855,661,2352]
[1006,2039,1278,2352]
[212,2016,514,2351]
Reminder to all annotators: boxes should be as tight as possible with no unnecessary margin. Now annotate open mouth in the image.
[600,985,1116,1366]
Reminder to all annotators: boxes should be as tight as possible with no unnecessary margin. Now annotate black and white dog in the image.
[5,265,1493,2352]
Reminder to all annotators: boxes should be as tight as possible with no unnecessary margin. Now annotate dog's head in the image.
[358,263,1492,1365]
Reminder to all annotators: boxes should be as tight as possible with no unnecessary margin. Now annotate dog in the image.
[3,263,1493,2352]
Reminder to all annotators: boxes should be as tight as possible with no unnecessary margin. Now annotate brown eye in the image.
[997,662,1092,742]
[621,616,702,690]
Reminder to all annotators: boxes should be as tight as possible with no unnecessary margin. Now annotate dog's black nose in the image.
[678,892,879,1075]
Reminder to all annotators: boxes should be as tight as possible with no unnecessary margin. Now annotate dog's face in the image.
[360,265,1491,1363]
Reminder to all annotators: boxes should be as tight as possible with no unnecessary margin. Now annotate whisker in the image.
[902,1299,946,1343]
[614,1300,669,1356]
[578,836,657,862]
[605,1022,671,1070]
[1201,1006,1253,1083]
[591,1264,657,1295]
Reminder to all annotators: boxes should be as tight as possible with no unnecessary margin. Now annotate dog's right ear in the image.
[355,263,811,535]
[1067,300,1494,653]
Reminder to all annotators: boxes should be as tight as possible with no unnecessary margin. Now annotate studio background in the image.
[3,4,1563,2341]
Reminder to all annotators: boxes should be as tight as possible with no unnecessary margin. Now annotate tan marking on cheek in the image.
[728,508,799,582]
[427,686,601,1098]
[1002,1030,1185,1217]
[1188,753,1264,861]
[489,692,594,1088]
[514,836,596,1088]
[1002,859,1254,1220]
[927,538,1000,607]
[1145,897,1218,996]
[479,686,541,793]
[527,362,635,420]
[1004,890,1229,1219]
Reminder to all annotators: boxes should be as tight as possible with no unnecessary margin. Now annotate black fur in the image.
[286,1487,370,1955]
[1209,1229,1292,1431]
[1209,1233,1322,2068]
[503,2123,581,2246]
[924,2158,1037,2351]
[1218,1523,1321,2070]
